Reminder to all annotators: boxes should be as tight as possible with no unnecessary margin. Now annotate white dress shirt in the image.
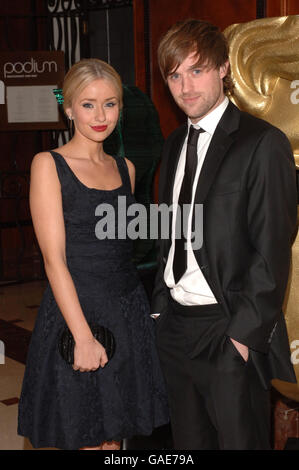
[164,96,229,306]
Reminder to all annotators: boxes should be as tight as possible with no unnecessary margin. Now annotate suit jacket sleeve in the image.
[225,127,298,353]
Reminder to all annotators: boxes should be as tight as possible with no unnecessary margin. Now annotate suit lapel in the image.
[194,101,240,203]
[194,128,233,203]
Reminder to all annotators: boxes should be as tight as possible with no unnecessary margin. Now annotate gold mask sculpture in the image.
[224,15,299,166]
[224,16,299,401]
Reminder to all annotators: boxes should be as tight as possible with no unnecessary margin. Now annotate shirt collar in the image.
[187,96,229,136]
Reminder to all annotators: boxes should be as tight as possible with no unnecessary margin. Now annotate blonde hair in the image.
[62,58,123,113]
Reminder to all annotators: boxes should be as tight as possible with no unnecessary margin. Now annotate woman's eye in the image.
[82,103,93,108]
[105,101,117,108]
[192,69,201,75]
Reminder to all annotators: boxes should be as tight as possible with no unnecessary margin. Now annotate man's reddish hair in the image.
[158,19,234,95]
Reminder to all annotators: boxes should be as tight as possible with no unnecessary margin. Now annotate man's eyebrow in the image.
[189,63,207,70]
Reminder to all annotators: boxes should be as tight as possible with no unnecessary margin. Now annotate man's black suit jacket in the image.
[152,101,298,389]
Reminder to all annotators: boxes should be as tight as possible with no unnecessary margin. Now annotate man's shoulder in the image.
[236,104,287,140]
[230,104,293,163]
[164,123,188,145]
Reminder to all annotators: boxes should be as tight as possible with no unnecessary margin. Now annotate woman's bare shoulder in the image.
[30,151,59,184]
[31,151,54,167]
[32,143,69,167]
[124,157,135,172]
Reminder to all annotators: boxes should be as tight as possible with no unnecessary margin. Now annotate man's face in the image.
[166,52,229,123]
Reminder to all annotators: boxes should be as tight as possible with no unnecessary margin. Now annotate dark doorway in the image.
[88,5,135,85]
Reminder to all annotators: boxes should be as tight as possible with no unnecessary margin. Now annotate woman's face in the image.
[67,77,120,143]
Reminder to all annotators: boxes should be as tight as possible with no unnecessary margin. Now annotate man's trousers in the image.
[156,299,271,450]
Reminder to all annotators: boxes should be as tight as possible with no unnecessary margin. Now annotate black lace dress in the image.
[18,151,169,449]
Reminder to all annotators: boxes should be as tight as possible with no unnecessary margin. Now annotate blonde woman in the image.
[18,59,168,450]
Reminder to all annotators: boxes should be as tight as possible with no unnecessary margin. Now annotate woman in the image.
[18,59,169,450]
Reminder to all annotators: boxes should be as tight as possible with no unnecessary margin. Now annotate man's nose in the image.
[181,75,192,94]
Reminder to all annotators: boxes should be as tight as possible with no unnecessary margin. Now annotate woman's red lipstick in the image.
[91,125,108,132]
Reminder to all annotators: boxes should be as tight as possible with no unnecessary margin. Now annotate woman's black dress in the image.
[18,151,169,449]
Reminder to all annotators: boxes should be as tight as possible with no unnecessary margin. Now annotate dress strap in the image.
[49,150,72,187]
[49,150,85,191]
[113,156,132,193]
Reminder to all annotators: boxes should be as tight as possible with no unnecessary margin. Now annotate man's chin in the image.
[188,107,212,122]
[179,104,207,122]
[188,112,204,123]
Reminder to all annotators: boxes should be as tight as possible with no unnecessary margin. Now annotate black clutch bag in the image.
[58,323,116,365]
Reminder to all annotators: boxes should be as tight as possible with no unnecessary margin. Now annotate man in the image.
[152,19,298,450]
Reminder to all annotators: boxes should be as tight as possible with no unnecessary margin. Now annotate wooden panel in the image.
[266,0,283,16]
[266,0,299,16]
[133,0,147,93]
[0,0,32,14]
[146,0,258,137]
[286,0,299,14]
[266,0,299,17]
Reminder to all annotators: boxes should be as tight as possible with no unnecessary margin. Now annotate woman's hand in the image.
[73,337,108,372]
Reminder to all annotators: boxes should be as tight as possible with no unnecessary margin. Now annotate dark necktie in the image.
[172,126,205,284]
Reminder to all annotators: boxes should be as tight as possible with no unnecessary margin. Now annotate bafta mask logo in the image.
[224,15,299,159]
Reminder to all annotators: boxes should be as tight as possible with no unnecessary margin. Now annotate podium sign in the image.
[0,51,66,131]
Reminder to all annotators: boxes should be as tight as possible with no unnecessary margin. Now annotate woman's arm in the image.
[30,152,108,372]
